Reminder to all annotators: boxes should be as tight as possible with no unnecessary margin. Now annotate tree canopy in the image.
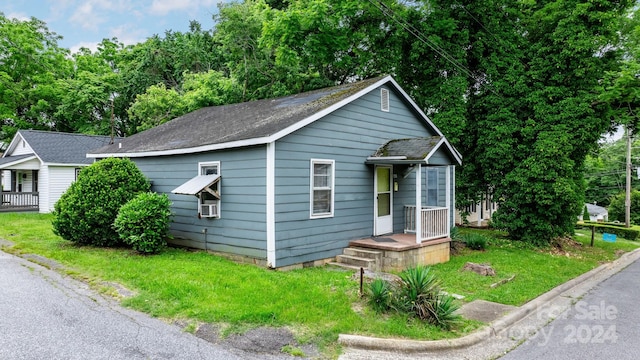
[3,1,640,243]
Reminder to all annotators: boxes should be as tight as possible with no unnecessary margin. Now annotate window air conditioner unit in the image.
[200,203,219,218]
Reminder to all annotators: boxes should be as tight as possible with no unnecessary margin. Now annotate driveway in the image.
[0,250,290,360]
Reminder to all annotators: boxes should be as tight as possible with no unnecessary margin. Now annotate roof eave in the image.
[0,155,39,169]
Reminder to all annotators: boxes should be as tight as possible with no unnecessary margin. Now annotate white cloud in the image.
[68,0,134,31]
[6,12,30,21]
[69,41,100,54]
[150,0,219,16]
[69,1,105,31]
[109,24,146,46]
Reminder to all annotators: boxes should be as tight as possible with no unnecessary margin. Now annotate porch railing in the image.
[0,192,39,211]
[404,205,449,241]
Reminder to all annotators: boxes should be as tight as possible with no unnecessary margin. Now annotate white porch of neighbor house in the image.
[0,169,39,212]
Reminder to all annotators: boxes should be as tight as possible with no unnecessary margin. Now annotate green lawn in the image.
[0,213,638,357]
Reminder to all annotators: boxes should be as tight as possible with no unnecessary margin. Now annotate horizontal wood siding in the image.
[11,138,34,156]
[131,146,267,260]
[393,166,416,233]
[46,166,77,213]
[274,86,437,267]
[429,147,456,165]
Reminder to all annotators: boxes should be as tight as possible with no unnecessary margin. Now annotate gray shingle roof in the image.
[89,76,388,155]
[0,154,34,167]
[371,137,444,160]
[13,130,115,165]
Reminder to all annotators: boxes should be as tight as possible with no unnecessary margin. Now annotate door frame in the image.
[374,165,393,235]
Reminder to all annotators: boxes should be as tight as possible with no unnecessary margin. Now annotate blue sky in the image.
[1,0,227,53]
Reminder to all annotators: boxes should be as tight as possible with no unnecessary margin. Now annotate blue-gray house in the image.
[88,76,461,269]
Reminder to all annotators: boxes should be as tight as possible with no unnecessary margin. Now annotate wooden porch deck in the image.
[349,233,450,251]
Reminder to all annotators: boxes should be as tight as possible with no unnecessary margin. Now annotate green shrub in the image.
[52,158,150,246]
[582,206,590,221]
[395,266,440,320]
[429,293,461,330]
[462,233,488,250]
[114,192,172,253]
[367,279,392,313]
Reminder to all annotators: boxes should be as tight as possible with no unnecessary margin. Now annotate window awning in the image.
[171,174,220,197]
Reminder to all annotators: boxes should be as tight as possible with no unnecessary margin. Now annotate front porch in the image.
[337,233,451,273]
[0,192,39,212]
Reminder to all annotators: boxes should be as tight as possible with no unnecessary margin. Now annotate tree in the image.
[446,0,632,245]
[583,137,640,207]
[0,13,72,141]
[609,190,640,225]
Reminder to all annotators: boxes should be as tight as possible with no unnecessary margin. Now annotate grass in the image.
[435,227,640,306]
[0,213,475,357]
[1,213,638,357]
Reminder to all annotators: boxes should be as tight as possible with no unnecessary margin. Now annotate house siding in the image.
[11,138,34,156]
[46,166,77,213]
[273,86,437,267]
[131,146,268,260]
[38,166,49,213]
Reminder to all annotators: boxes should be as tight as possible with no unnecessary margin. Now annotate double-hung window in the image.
[310,159,335,218]
[426,167,439,206]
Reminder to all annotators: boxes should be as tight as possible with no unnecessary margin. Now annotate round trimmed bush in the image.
[114,192,172,254]
[52,158,150,246]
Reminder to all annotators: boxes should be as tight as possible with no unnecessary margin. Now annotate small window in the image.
[310,159,335,218]
[75,168,82,181]
[426,168,439,206]
[199,162,221,218]
[381,88,390,112]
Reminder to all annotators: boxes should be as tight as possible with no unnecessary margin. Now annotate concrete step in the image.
[336,254,376,270]
[343,247,382,260]
[327,262,363,272]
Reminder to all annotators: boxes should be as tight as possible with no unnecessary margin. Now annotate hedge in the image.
[577,223,639,241]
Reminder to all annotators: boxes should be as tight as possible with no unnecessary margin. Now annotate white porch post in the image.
[445,165,451,236]
[415,164,422,244]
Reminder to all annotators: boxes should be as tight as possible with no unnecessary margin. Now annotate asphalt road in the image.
[499,258,640,360]
[0,250,285,360]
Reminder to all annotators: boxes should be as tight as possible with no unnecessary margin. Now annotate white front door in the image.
[374,165,393,235]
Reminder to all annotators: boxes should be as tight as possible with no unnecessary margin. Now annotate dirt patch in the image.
[181,323,319,358]
[546,236,583,257]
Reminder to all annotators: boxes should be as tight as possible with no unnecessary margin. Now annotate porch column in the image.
[445,165,451,236]
[415,163,422,244]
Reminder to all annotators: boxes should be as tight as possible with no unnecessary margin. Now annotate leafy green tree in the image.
[0,13,72,141]
[583,137,640,207]
[609,190,640,225]
[448,0,632,245]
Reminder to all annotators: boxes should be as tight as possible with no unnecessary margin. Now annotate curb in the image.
[338,247,640,353]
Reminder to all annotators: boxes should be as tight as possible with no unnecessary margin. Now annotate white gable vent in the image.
[380,88,390,112]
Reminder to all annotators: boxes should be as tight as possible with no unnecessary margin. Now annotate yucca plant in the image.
[395,266,440,319]
[367,278,392,313]
[426,293,461,330]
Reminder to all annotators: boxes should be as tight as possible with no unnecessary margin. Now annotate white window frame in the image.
[310,159,335,219]
[426,167,439,207]
[198,161,221,218]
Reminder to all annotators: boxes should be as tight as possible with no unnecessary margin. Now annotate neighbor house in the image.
[455,192,498,227]
[580,203,608,222]
[88,76,462,270]
[0,130,115,213]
